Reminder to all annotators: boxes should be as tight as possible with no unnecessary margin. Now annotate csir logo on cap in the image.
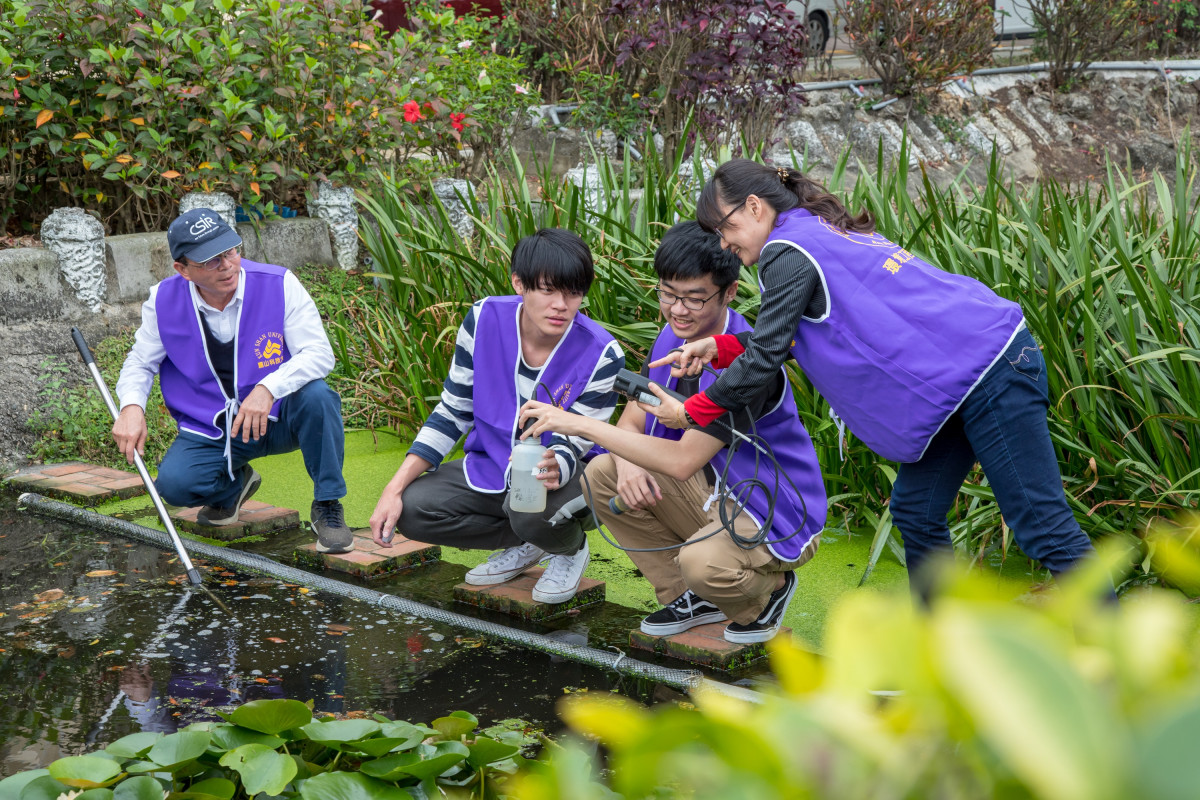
[189,214,219,235]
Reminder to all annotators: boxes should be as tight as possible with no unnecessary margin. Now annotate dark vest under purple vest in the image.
[464,295,616,493]
[764,208,1025,463]
[646,309,826,562]
[156,261,290,439]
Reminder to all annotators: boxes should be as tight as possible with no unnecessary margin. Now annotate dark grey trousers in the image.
[397,459,586,555]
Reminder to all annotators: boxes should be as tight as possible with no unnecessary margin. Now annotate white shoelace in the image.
[540,549,583,588]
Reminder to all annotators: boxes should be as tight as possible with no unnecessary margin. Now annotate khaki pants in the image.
[584,453,819,625]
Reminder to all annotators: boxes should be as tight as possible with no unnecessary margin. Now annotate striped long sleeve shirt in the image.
[409,299,625,482]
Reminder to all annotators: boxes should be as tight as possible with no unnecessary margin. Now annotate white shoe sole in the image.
[722,624,782,644]
[465,554,545,586]
[531,583,581,604]
[640,610,727,636]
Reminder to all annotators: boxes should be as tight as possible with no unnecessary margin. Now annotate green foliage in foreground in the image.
[517,518,1200,800]
[0,704,525,799]
[351,140,1200,572]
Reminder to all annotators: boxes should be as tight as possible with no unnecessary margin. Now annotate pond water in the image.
[0,499,666,777]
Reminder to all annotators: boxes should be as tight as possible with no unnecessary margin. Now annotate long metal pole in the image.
[70,327,207,587]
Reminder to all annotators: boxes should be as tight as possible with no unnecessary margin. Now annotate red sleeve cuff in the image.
[684,392,727,427]
[712,334,746,369]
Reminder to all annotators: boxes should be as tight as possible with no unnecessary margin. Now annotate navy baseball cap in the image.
[167,208,243,264]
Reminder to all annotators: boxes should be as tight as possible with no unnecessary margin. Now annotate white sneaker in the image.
[532,541,590,604]
[465,542,546,586]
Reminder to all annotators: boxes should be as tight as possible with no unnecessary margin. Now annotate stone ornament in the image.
[308,181,359,272]
[179,191,238,231]
[41,207,106,312]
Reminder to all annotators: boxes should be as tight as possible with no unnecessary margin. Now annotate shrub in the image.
[1025,0,1140,89]
[1126,0,1200,58]
[610,0,810,162]
[842,0,995,97]
[399,3,542,180]
[0,0,441,235]
[515,533,1200,799]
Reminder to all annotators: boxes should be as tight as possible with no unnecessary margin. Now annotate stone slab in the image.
[4,461,147,506]
[171,500,299,540]
[453,569,605,622]
[628,623,791,672]
[294,529,441,578]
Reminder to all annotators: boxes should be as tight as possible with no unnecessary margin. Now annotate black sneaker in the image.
[640,589,727,636]
[312,499,354,554]
[197,466,261,527]
[723,571,798,644]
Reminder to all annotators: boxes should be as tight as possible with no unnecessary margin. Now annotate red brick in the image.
[453,570,605,622]
[37,463,93,477]
[55,482,108,497]
[629,624,790,672]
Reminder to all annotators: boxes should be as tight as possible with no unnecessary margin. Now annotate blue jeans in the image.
[155,379,346,509]
[889,328,1095,591]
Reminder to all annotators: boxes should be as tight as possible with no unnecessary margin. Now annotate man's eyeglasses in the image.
[655,285,724,311]
[191,246,240,271]
[712,200,746,240]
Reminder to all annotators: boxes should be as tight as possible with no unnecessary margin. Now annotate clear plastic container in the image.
[509,437,547,513]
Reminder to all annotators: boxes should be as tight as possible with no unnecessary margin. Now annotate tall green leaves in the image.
[352,140,1199,562]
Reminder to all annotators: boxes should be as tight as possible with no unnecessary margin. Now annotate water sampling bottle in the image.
[509,430,547,513]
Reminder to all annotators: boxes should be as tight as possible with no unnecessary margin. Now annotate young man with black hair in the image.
[369,228,623,604]
[520,222,826,642]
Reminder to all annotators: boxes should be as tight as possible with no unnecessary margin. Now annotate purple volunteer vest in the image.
[764,208,1025,463]
[646,309,826,562]
[156,261,290,439]
[464,295,616,493]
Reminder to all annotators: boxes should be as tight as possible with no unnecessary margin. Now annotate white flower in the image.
[513,83,529,95]
[57,791,83,800]
[458,40,473,49]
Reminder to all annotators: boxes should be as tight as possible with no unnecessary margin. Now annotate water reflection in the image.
[0,501,649,776]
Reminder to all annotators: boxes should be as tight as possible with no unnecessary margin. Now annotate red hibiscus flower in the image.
[403,100,422,123]
[450,112,466,132]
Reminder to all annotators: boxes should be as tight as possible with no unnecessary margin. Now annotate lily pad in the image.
[0,769,48,800]
[48,756,123,789]
[298,719,381,744]
[466,737,520,768]
[431,713,476,740]
[210,726,285,752]
[112,776,166,800]
[147,731,211,770]
[171,777,236,800]
[10,775,72,800]
[105,732,163,760]
[346,736,420,758]
[298,771,413,800]
[218,744,297,796]
[227,699,312,735]
[360,743,468,783]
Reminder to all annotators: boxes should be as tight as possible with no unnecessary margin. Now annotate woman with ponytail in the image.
[646,158,1097,594]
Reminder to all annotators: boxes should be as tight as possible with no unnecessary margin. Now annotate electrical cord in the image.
[528,367,812,555]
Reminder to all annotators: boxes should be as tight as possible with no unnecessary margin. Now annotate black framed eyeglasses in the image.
[655,285,724,311]
[190,246,240,271]
[712,200,746,240]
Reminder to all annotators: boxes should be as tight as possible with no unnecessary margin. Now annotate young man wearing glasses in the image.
[519,222,826,642]
[112,208,354,553]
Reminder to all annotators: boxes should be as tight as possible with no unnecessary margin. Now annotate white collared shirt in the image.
[116,268,335,410]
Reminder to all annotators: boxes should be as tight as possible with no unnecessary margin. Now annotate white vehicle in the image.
[792,1,1035,54]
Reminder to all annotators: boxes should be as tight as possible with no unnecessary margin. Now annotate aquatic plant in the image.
[353,138,1200,577]
[0,702,525,799]
[515,520,1200,799]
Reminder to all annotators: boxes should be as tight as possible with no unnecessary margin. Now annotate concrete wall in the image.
[2,217,340,324]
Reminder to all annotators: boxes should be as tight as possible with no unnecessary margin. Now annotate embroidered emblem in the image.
[253,332,286,369]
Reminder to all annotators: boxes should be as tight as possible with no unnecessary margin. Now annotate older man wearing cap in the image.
[112,207,354,553]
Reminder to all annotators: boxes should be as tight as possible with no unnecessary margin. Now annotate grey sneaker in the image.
[532,540,590,604]
[465,542,546,586]
[197,466,261,527]
[312,499,354,554]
